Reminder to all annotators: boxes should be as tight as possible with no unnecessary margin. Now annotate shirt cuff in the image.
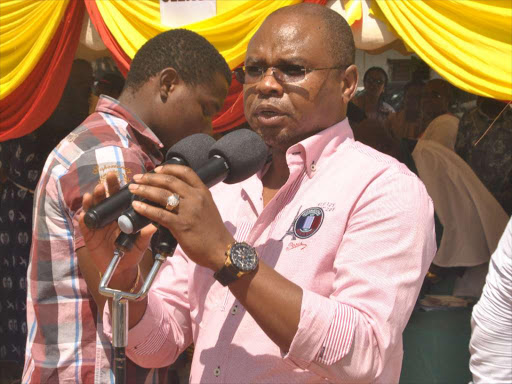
[102,290,170,354]
[315,302,357,365]
[282,290,337,369]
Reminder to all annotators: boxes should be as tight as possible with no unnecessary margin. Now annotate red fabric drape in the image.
[305,0,328,4]
[85,0,327,134]
[0,1,85,141]
[211,71,246,133]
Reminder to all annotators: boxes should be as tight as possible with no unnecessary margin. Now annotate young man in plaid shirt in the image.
[23,30,230,383]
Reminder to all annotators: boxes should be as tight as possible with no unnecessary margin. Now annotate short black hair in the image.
[269,4,355,67]
[125,29,231,92]
[364,67,389,88]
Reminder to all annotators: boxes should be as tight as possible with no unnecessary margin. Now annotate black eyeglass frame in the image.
[233,64,349,84]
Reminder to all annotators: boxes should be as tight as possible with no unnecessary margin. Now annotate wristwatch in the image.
[214,242,259,286]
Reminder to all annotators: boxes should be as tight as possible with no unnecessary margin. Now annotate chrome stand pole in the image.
[99,230,175,383]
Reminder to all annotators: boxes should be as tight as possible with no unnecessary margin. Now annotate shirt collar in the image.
[285,118,354,178]
[95,95,164,161]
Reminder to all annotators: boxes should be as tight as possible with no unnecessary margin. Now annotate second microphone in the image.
[118,129,268,234]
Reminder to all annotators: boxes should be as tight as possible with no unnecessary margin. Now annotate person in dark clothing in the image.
[455,97,512,214]
[0,59,93,380]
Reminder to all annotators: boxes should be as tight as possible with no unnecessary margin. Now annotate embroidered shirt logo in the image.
[293,207,324,239]
[93,164,132,185]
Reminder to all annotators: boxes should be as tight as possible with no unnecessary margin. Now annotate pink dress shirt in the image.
[104,119,436,383]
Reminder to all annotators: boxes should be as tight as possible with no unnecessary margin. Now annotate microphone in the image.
[83,133,216,229]
[118,128,269,234]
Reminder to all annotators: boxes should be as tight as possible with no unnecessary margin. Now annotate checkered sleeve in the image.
[58,145,152,251]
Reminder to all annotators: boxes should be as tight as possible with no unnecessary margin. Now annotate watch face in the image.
[230,243,258,272]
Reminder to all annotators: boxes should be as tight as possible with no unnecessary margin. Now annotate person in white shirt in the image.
[469,218,512,383]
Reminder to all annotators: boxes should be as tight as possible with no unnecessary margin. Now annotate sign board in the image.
[160,0,217,28]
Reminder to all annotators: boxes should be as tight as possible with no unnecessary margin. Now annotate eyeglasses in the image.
[233,64,348,84]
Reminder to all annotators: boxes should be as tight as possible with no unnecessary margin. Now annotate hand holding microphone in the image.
[78,133,215,286]
[78,172,157,287]
[124,129,268,270]
[83,133,215,230]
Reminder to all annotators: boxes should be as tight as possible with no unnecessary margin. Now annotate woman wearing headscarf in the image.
[411,135,508,297]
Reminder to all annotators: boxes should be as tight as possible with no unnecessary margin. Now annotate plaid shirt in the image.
[23,96,168,383]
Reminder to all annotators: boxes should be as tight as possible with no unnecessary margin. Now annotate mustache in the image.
[251,100,290,114]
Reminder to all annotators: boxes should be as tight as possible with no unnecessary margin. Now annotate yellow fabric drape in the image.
[372,0,512,100]
[342,0,363,25]
[95,0,301,70]
[0,0,69,99]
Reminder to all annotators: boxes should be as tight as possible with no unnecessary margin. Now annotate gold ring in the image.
[165,193,180,211]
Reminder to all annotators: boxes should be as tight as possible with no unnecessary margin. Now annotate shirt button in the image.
[231,305,238,315]
[214,366,221,377]
[311,163,317,172]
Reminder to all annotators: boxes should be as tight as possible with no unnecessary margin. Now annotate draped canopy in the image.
[371,0,512,102]
[0,0,84,141]
[0,0,511,140]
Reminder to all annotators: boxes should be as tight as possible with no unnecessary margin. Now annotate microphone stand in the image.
[99,229,177,384]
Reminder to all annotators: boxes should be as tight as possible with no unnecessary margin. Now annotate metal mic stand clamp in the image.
[99,230,177,384]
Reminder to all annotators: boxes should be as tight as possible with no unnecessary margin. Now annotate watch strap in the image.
[213,263,239,287]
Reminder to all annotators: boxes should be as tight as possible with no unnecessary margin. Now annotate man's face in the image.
[156,72,229,148]
[243,14,347,152]
[364,70,386,97]
[421,80,449,121]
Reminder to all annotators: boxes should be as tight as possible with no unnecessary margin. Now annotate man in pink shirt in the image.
[81,4,436,382]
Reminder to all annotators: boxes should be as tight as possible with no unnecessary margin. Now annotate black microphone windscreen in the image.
[165,133,216,169]
[208,129,268,184]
